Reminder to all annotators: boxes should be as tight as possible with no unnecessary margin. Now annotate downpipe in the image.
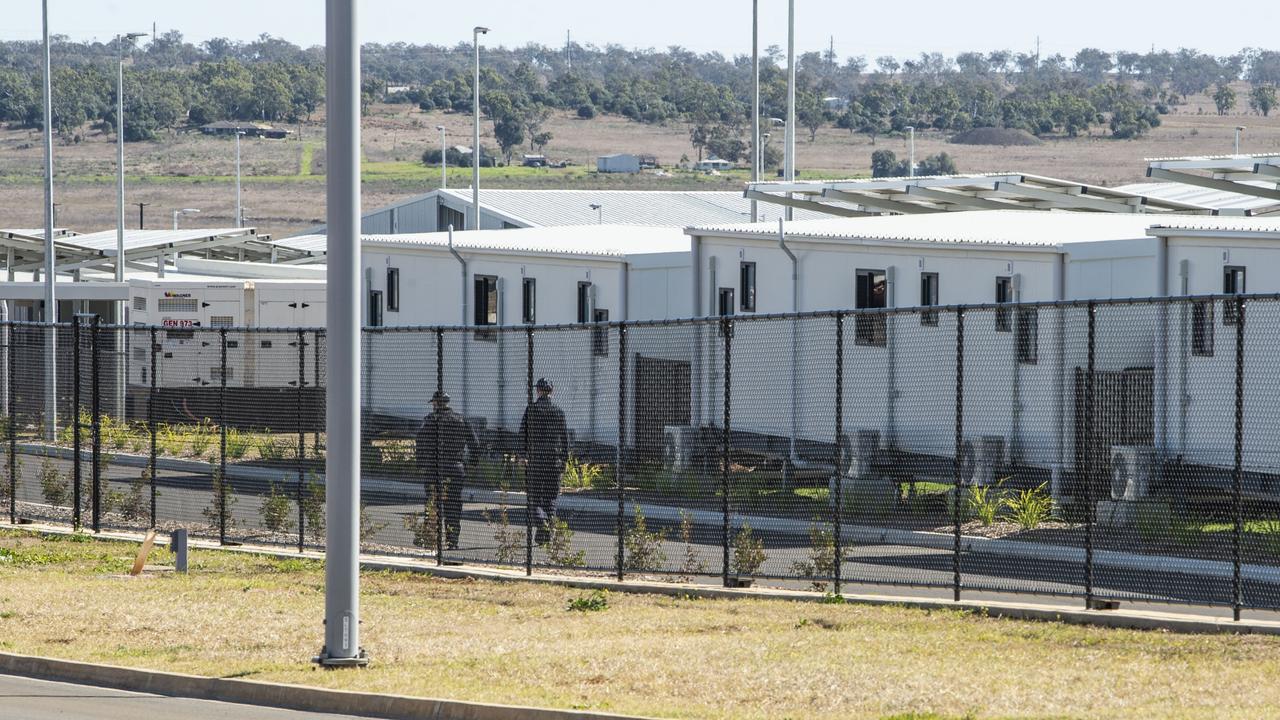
[448,224,469,417]
[777,219,800,475]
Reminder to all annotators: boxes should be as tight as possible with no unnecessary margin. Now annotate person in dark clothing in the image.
[415,390,479,550]
[519,377,569,543]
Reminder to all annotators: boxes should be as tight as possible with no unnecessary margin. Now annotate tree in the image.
[875,56,899,76]
[1250,84,1277,117]
[689,122,710,162]
[870,149,899,178]
[705,125,746,162]
[796,91,824,142]
[1072,48,1113,84]
[531,131,553,153]
[1213,83,1236,115]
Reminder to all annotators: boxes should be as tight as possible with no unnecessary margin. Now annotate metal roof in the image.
[1114,182,1280,215]
[747,172,1230,217]
[363,224,689,259]
[690,210,1202,249]
[0,227,317,274]
[1145,154,1280,207]
[1146,216,1280,237]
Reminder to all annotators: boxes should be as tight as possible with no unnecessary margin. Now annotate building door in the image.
[632,355,692,462]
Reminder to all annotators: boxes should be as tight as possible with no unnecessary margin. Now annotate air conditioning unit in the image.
[836,429,880,479]
[663,425,702,473]
[958,436,1006,487]
[1110,445,1155,501]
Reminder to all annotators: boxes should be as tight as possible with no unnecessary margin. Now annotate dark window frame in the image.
[854,268,887,347]
[1224,265,1246,325]
[522,277,537,325]
[368,289,384,328]
[995,276,1013,332]
[577,281,593,324]
[473,274,498,341]
[1192,299,1214,357]
[592,308,609,357]
[920,272,939,327]
[386,267,400,312]
[740,261,757,312]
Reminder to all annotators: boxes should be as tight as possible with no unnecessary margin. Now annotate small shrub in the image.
[360,502,386,544]
[260,480,294,534]
[225,428,251,461]
[731,522,766,577]
[561,454,603,492]
[39,458,69,507]
[484,504,523,564]
[1001,483,1056,531]
[624,507,668,571]
[1254,518,1280,555]
[301,472,325,542]
[187,420,215,459]
[115,469,151,523]
[254,431,284,461]
[542,518,585,567]
[404,493,440,551]
[567,589,608,612]
[157,424,184,457]
[967,479,1006,526]
[791,522,838,591]
[201,466,237,531]
[677,509,706,578]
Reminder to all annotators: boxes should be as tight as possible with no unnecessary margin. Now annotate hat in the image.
[535,378,553,392]
[432,390,450,403]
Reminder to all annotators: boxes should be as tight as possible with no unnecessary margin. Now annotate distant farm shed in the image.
[199,121,292,139]
[597,153,641,173]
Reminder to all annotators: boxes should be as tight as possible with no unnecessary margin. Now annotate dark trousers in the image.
[430,466,465,548]
[527,464,562,528]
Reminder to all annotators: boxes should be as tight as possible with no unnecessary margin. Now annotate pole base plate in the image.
[313,648,370,668]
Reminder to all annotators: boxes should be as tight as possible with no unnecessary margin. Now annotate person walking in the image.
[415,390,478,551]
[520,377,568,543]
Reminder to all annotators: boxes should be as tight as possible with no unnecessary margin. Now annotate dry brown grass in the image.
[1,82,1279,239]
[1,529,1278,719]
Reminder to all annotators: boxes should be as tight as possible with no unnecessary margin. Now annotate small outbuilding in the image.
[597,154,641,173]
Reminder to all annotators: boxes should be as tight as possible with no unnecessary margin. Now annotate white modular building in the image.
[597,154,641,173]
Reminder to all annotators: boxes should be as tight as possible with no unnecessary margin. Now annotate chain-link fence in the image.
[4,294,1280,616]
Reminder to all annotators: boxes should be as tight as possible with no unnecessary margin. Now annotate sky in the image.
[0,1,1276,60]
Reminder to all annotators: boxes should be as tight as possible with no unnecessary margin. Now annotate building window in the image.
[995,276,1013,332]
[855,269,887,347]
[386,267,400,312]
[718,288,734,336]
[740,262,756,312]
[367,290,383,327]
[132,296,146,312]
[522,277,536,325]
[1016,306,1038,364]
[1224,265,1245,325]
[1192,300,1214,357]
[437,203,465,232]
[473,275,497,340]
[593,308,609,357]
[577,281,592,324]
[920,272,939,326]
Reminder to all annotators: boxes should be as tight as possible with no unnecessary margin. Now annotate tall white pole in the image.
[472,27,488,230]
[750,0,759,222]
[438,125,447,189]
[235,132,243,228]
[41,0,57,442]
[907,126,915,177]
[319,0,366,667]
[116,38,127,283]
[784,0,796,221]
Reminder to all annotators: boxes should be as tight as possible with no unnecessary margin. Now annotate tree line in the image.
[0,33,1277,157]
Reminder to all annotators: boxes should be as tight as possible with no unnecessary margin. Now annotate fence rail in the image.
[3,293,1280,616]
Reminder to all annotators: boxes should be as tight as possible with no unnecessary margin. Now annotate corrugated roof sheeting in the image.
[365,224,689,258]
[1115,182,1280,213]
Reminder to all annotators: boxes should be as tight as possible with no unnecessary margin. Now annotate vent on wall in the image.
[132,296,146,312]
[158,297,198,313]
[209,316,235,328]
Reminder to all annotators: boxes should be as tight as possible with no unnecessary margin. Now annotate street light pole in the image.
[750,0,759,222]
[318,0,366,668]
[905,126,915,177]
[784,0,796,221]
[235,130,244,228]
[41,0,56,442]
[436,125,447,189]
[172,208,200,231]
[1235,126,1246,155]
[472,26,489,231]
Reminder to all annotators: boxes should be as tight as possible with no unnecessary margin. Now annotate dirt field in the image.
[0,83,1277,239]
[3,529,1280,720]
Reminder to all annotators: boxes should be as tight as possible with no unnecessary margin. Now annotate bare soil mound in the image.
[950,127,1044,146]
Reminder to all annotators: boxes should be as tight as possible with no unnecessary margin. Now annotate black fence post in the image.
[616,324,627,582]
[218,327,228,545]
[72,318,82,530]
[297,328,306,552]
[1085,301,1096,609]
[6,322,14,525]
[148,327,158,529]
[525,327,534,576]
[833,312,845,597]
[91,315,102,533]
[721,316,732,588]
[952,306,965,602]
[435,328,444,566]
[1233,295,1245,621]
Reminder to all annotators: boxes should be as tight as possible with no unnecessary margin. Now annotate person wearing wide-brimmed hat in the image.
[415,389,478,550]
